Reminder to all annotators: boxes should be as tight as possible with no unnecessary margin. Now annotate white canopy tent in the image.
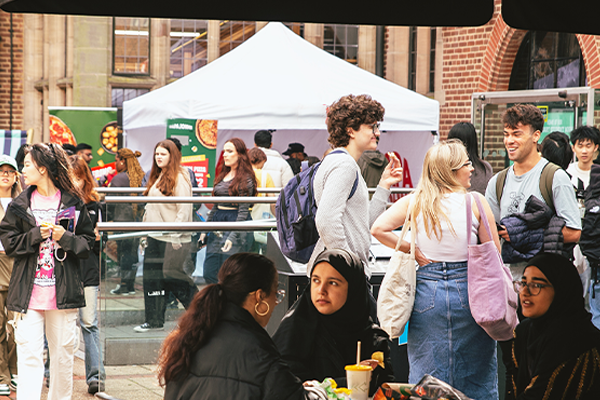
[123,22,439,185]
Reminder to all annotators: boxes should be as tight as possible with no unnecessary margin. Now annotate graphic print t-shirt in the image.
[29,189,60,310]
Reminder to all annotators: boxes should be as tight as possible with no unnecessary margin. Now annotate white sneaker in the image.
[9,374,16,391]
[133,323,163,333]
[0,383,10,396]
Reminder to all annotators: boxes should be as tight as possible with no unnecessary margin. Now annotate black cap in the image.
[283,142,305,156]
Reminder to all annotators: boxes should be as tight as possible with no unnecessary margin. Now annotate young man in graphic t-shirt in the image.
[485,104,581,280]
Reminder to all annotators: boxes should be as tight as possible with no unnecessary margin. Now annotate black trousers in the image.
[142,237,198,327]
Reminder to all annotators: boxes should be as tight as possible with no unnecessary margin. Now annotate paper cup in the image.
[345,364,372,400]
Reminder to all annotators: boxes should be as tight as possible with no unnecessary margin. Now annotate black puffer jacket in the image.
[500,195,566,263]
[0,187,95,312]
[164,302,305,400]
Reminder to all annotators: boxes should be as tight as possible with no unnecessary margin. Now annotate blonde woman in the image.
[371,139,501,400]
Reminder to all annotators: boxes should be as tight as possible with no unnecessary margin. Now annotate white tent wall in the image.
[128,128,432,189]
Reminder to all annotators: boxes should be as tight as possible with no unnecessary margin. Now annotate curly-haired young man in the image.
[308,94,403,276]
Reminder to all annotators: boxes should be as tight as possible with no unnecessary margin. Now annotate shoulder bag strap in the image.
[395,196,416,255]
[467,192,494,245]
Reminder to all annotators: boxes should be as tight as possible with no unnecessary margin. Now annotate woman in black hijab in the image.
[503,252,600,399]
[273,249,393,395]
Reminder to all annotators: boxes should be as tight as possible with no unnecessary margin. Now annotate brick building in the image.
[0,12,23,131]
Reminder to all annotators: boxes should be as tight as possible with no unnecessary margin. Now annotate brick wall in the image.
[0,11,24,130]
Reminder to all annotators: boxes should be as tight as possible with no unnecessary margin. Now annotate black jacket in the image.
[80,201,101,287]
[0,187,95,312]
[164,303,305,400]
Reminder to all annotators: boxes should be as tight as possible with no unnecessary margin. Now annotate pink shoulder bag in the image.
[465,193,518,341]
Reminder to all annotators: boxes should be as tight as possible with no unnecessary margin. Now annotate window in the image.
[170,20,208,78]
[408,26,417,91]
[429,27,436,93]
[220,21,256,56]
[509,32,586,90]
[324,24,359,64]
[111,88,149,107]
[113,18,150,75]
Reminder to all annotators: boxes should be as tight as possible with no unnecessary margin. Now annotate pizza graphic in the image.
[49,115,77,146]
[195,119,218,149]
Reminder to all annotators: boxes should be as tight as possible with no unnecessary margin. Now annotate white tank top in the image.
[414,192,479,262]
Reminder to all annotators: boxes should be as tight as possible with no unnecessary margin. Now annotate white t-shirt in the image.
[567,162,591,190]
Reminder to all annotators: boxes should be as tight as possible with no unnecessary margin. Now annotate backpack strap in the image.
[539,162,560,213]
[495,167,509,205]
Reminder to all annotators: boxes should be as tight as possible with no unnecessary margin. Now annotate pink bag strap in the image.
[465,193,493,245]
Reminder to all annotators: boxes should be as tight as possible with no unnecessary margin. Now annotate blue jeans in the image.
[408,261,498,400]
[590,266,600,329]
[79,286,106,385]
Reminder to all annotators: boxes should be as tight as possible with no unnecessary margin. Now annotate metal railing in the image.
[96,187,414,195]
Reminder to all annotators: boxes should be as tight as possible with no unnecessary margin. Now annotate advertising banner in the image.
[48,107,119,169]
[166,118,218,188]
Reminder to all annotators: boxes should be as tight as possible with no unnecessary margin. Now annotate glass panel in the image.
[113,17,150,74]
[557,58,580,88]
[323,24,359,64]
[532,60,555,89]
[532,31,555,61]
[219,21,256,57]
[170,19,208,79]
[556,32,580,60]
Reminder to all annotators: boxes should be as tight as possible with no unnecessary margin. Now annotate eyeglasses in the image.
[453,160,473,171]
[371,123,381,134]
[276,289,286,305]
[513,281,552,296]
[0,170,17,177]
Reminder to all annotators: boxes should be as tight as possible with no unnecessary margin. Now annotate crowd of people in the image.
[0,97,598,400]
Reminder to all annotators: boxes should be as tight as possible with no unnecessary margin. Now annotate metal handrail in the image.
[97,220,277,232]
[104,196,277,203]
[96,187,414,194]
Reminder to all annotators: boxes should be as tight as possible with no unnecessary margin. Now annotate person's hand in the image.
[415,247,432,266]
[221,240,233,252]
[498,225,510,242]
[378,152,403,190]
[198,234,206,248]
[40,224,52,240]
[359,359,380,370]
[52,224,66,241]
[172,242,182,250]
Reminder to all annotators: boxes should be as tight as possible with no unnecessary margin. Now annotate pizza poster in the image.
[166,118,217,188]
[48,107,119,169]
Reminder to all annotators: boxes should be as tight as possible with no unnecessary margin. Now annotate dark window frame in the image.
[112,17,151,77]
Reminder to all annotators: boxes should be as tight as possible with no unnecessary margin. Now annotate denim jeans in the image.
[407,261,498,400]
[590,266,600,329]
[79,286,106,385]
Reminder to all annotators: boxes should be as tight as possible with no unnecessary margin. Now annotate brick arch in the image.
[577,34,600,88]
[477,17,527,92]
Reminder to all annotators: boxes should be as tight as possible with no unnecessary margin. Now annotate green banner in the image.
[540,110,574,141]
[48,107,119,168]
[166,118,218,187]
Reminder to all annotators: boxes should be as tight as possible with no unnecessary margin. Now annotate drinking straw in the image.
[356,341,361,365]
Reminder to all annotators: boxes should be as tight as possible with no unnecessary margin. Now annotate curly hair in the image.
[502,104,544,133]
[117,148,144,188]
[326,94,385,148]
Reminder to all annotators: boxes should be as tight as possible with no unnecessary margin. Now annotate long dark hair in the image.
[213,138,257,196]
[541,131,573,170]
[25,143,82,199]
[158,253,277,385]
[143,140,183,197]
[69,155,100,204]
[447,122,485,171]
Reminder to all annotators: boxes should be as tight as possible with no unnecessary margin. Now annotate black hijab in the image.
[514,252,600,387]
[273,249,374,381]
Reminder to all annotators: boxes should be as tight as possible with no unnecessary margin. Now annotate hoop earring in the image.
[255,301,269,317]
